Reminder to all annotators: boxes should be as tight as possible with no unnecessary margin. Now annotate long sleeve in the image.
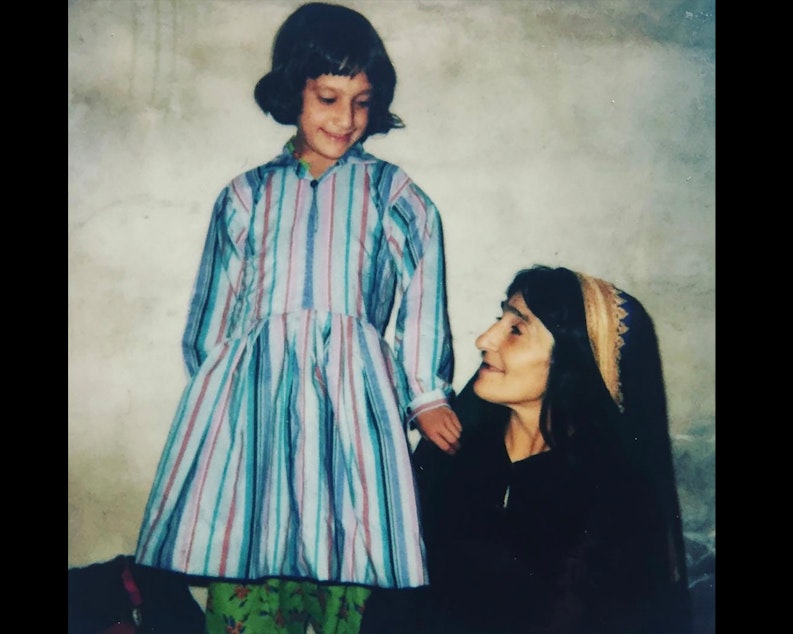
[181,182,249,375]
[384,175,454,417]
[138,148,439,586]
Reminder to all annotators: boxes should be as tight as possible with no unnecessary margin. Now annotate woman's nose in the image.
[475,322,500,351]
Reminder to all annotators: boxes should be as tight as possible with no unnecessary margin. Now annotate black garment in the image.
[415,412,689,634]
[363,285,693,634]
[68,555,205,634]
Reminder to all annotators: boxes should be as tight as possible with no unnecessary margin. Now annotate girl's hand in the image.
[415,407,462,455]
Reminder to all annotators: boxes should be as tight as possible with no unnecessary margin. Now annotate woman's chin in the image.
[472,376,494,402]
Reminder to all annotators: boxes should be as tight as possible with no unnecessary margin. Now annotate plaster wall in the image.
[68,0,715,611]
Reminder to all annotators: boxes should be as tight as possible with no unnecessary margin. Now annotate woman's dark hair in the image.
[446,265,690,618]
[254,2,404,140]
[508,265,691,607]
[505,265,622,455]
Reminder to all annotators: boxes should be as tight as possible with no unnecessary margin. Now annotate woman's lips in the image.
[479,361,502,373]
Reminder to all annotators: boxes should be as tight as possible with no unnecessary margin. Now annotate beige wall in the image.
[68,0,715,568]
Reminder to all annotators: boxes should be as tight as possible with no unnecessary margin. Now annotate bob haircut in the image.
[254,2,404,140]
[504,265,623,454]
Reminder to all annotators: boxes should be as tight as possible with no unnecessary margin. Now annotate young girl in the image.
[134,3,462,633]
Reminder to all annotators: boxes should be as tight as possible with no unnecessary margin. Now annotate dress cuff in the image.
[406,389,452,428]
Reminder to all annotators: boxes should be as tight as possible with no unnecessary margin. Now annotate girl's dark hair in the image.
[254,2,404,140]
[505,265,622,456]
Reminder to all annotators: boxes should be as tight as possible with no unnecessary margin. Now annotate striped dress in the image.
[135,141,454,589]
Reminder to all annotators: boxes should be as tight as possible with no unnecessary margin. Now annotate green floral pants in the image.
[205,578,371,634]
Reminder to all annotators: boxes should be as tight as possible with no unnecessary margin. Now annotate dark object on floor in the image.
[68,555,205,634]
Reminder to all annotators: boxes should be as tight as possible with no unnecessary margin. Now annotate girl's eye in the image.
[319,97,335,105]
[355,100,371,109]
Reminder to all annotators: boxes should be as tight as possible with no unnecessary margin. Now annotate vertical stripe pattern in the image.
[135,143,453,588]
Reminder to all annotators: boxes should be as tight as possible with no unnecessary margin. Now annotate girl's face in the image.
[473,293,554,413]
[294,72,372,178]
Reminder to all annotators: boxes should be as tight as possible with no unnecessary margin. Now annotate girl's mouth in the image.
[324,130,352,143]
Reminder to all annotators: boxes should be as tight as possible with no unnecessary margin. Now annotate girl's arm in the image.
[181,184,248,375]
[387,176,460,447]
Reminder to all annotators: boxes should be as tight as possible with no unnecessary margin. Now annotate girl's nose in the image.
[335,101,354,128]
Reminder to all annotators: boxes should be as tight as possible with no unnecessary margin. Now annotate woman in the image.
[410,265,692,634]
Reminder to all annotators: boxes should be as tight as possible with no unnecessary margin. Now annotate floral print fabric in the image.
[205,579,371,634]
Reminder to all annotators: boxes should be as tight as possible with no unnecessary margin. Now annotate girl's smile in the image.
[294,73,372,178]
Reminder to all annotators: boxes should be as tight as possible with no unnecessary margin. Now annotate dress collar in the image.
[274,137,373,179]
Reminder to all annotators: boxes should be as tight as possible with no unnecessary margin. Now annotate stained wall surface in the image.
[68,0,715,625]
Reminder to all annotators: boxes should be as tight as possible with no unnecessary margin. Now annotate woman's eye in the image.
[319,97,335,105]
[355,100,371,109]
[495,315,520,334]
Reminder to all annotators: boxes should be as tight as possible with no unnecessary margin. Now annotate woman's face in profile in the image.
[473,293,554,410]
